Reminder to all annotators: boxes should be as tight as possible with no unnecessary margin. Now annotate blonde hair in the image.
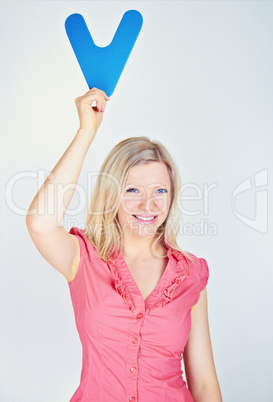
[85,137,190,261]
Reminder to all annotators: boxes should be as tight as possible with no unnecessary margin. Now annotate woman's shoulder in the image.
[69,226,98,257]
[168,246,209,284]
[167,245,201,264]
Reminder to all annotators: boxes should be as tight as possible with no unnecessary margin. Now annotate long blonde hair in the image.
[85,137,189,261]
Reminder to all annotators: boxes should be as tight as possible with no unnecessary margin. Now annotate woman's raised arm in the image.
[26,88,109,281]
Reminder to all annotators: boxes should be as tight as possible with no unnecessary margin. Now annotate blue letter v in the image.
[65,11,143,96]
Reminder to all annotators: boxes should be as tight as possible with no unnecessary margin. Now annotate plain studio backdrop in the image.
[1,1,272,401]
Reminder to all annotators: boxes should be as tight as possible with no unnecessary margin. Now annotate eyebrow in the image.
[125,183,171,188]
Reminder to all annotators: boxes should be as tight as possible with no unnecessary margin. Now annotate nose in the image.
[138,194,160,213]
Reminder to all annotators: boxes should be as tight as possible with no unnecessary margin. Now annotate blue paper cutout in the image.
[65,11,143,96]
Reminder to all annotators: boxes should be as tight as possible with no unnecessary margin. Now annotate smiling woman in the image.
[26,88,222,402]
[85,136,184,262]
[118,162,171,236]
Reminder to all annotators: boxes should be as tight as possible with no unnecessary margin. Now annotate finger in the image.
[95,99,105,113]
[86,88,110,101]
[76,90,107,111]
[88,89,106,101]
[85,93,106,109]
[99,90,110,101]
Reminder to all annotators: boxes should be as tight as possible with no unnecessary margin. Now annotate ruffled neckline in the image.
[107,246,191,312]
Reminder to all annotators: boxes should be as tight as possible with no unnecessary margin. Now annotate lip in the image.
[132,214,158,225]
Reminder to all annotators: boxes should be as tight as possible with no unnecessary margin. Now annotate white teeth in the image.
[134,215,155,221]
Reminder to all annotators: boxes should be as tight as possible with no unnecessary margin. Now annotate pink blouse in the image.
[68,227,209,402]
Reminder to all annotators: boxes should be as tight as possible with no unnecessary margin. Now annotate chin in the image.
[129,223,162,238]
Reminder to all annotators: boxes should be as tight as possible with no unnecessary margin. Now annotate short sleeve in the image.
[198,258,209,292]
[69,227,88,258]
[190,257,209,307]
[68,227,96,284]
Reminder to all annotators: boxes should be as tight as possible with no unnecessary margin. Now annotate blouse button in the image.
[136,313,143,319]
[129,397,136,402]
[132,337,138,344]
[130,366,137,374]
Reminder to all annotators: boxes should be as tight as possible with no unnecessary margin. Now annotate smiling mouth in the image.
[132,215,157,222]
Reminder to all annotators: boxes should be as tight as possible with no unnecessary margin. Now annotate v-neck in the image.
[119,253,171,304]
[107,244,191,312]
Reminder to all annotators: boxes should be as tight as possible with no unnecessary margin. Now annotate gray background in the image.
[1,1,273,401]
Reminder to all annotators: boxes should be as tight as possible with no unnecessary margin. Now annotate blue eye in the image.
[157,188,167,193]
[126,188,138,193]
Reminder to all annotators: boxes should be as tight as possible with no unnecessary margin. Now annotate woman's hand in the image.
[75,88,109,136]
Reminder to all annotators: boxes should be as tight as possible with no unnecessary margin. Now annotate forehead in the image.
[125,162,171,186]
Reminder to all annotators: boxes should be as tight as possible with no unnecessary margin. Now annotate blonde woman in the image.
[26,88,222,402]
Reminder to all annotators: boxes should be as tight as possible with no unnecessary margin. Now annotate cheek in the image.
[153,197,171,214]
[120,198,140,213]
[117,210,127,230]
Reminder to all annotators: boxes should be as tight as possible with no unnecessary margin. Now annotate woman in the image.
[26,88,222,402]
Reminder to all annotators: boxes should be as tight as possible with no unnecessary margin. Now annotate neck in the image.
[121,234,165,260]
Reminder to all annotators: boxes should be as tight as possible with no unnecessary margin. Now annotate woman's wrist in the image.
[74,127,97,153]
[76,127,97,140]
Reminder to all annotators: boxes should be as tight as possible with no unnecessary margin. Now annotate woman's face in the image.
[117,162,172,238]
